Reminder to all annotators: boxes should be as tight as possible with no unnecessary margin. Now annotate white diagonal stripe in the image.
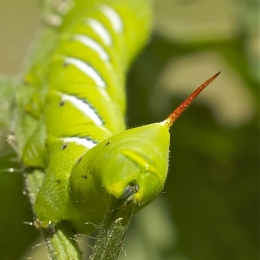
[65,57,106,87]
[72,34,109,61]
[85,18,112,46]
[99,4,123,33]
[60,93,103,126]
[61,137,97,149]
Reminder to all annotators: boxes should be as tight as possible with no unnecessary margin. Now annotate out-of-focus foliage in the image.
[124,1,259,260]
[0,0,258,260]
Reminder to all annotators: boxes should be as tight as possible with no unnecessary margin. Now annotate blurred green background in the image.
[0,0,259,259]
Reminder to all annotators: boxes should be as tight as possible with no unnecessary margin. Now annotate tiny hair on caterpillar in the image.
[16,0,220,234]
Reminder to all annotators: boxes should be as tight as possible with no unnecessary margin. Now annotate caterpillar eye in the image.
[120,181,139,199]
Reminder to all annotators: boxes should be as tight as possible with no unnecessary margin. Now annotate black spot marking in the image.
[77,157,83,164]
[56,179,61,184]
[61,143,68,150]
[63,62,69,67]
[82,175,87,180]
[59,100,65,107]
[105,141,111,147]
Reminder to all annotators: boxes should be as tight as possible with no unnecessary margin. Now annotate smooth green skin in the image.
[17,0,171,234]
[69,123,170,232]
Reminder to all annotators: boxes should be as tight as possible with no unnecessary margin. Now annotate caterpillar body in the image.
[17,0,219,234]
[20,0,156,233]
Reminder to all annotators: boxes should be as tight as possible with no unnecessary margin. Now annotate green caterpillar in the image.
[17,0,219,234]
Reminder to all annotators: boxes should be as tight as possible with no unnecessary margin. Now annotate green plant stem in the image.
[89,197,135,260]
[24,169,82,260]
[40,221,83,260]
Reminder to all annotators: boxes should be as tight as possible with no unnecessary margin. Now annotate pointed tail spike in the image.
[162,71,221,129]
